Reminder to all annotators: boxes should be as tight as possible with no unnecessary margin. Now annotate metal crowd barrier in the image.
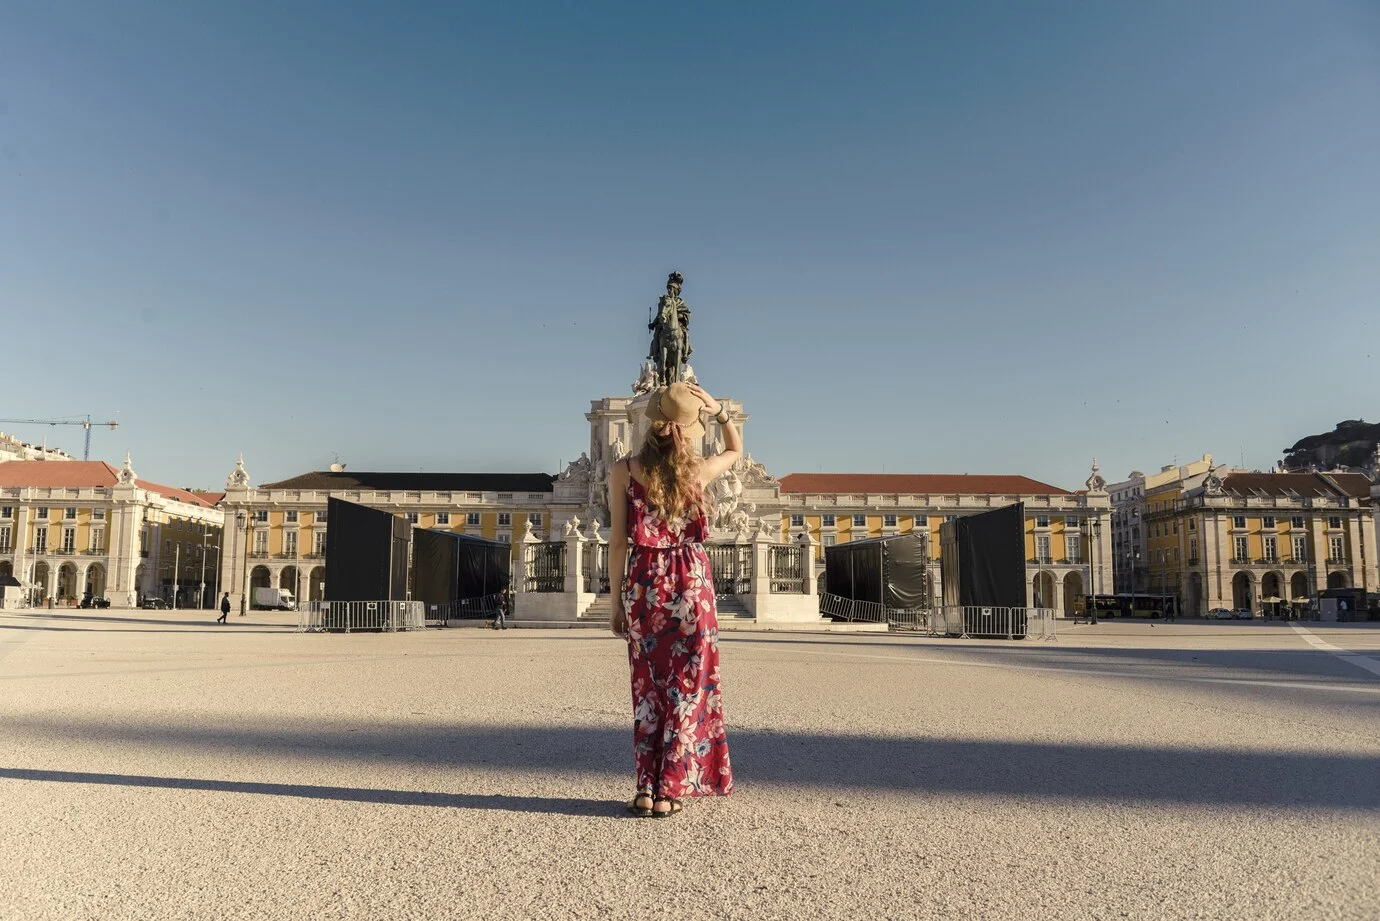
[422,594,503,624]
[929,605,1059,641]
[300,600,425,633]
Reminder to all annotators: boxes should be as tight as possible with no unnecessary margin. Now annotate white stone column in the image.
[1358,510,1378,592]
[799,531,818,597]
[515,521,540,595]
[564,523,583,596]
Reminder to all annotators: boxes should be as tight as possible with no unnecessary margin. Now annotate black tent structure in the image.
[939,502,1028,637]
[324,497,412,603]
[823,532,930,621]
[412,528,510,614]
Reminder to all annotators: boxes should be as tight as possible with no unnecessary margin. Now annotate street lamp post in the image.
[237,510,250,617]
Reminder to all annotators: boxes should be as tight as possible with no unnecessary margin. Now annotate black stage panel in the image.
[411,529,510,604]
[324,497,412,603]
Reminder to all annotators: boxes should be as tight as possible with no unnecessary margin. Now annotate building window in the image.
[1262,516,1275,529]
[467,512,481,526]
[64,507,77,520]
[284,532,298,556]
[1329,535,1344,561]
[914,515,928,527]
[164,539,171,556]
[1173,547,1180,563]
[1289,516,1303,528]
[1172,521,1178,535]
[1189,539,1198,563]
[498,513,511,527]
[405,512,418,524]
[0,525,10,552]
[1262,536,1277,562]
[1328,516,1342,529]
[436,512,450,526]
[1066,516,1079,528]
[37,507,48,519]
[254,509,268,523]
[1233,536,1248,562]
[285,510,299,523]
[1232,516,1246,529]
[822,535,836,546]
[89,528,103,552]
[1065,535,1081,563]
[317,508,328,523]
[1188,518,1196,532]
[252,531,267,555]
[35,529,47,552]
[1035,535,1051,563]
[529,513,542,526]
[1292,536,1307,561]
[314,531,327,556]
[883,514,897,528]
[822,515,836,528]
[790,514,804,527]
[1035,515,1050,528]
[498,534,511,544]
[852,514,866,528]
[0,506,11,518]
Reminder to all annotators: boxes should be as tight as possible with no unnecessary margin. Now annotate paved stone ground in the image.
[2,608,1377,920]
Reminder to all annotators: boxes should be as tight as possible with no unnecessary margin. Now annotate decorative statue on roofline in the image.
[648,271,693,387]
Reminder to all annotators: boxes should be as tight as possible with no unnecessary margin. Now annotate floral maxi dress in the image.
[622,477,733,799]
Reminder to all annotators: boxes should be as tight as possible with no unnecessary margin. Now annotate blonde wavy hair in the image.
[636,422,708,523]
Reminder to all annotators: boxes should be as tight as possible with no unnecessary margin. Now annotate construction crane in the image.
[0,415,119,461]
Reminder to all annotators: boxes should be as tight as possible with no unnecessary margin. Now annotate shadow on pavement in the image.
[5,715,1377,812]
[0,611,293,629]
[0,767,614,817]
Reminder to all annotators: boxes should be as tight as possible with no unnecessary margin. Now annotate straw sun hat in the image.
[646,381,706,443]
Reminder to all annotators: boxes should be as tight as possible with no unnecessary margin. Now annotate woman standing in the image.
[609,381,741,818]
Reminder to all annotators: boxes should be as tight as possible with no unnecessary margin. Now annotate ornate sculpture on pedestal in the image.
[226,454,250,489]
[647,271,693,387]
[119,452,138,485]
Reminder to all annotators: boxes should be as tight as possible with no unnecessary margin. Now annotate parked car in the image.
[140,597,167,610]
[1207,608,1234,620]
[80,595,111,609]
[1234,609,1254,620]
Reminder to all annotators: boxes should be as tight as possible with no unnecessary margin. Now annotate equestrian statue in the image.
[648,271,693,387]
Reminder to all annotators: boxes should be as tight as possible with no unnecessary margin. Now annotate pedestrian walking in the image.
[609,381,737,818]
[494,587,509,630]
[217,592,230,624]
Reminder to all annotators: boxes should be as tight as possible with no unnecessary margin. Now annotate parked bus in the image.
[1080,593,1176,618]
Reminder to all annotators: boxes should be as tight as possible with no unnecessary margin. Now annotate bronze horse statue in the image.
[649,271,692,387]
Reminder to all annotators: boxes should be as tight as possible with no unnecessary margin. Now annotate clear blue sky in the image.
[2,1,1376,490]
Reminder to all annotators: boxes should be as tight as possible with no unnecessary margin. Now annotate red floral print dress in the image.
[622,477,733,800]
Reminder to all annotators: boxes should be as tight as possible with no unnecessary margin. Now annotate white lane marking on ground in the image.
[764,647,1380,694]
[1291,625,1380,678]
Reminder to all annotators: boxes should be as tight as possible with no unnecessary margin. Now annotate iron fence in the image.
[524,541,566,593]
[704,543,752,596]
[581,542,612,594]
[300,600,425,633]
[768,544,806,593]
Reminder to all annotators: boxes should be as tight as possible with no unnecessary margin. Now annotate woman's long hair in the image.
[636,423,708,522]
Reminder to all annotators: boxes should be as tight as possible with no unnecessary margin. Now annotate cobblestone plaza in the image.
[2,610,1377,920]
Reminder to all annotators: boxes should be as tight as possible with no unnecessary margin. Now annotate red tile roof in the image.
[0,461,217,508]
[778,473,1071,496]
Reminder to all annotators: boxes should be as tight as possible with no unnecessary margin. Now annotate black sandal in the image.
[651,797,683,819]
[626,792,653,818]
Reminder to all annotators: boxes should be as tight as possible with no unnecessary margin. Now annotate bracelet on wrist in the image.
[714,408,730,424]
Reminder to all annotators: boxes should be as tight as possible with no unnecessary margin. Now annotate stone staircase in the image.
[579,596,613,623]
[577,594,754,622]
[716,595,753,619]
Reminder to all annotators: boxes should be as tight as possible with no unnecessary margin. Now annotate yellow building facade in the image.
[1142,469,1376,615]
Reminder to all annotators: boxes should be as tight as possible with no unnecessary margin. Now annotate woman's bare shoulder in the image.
[625,458,648,487]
